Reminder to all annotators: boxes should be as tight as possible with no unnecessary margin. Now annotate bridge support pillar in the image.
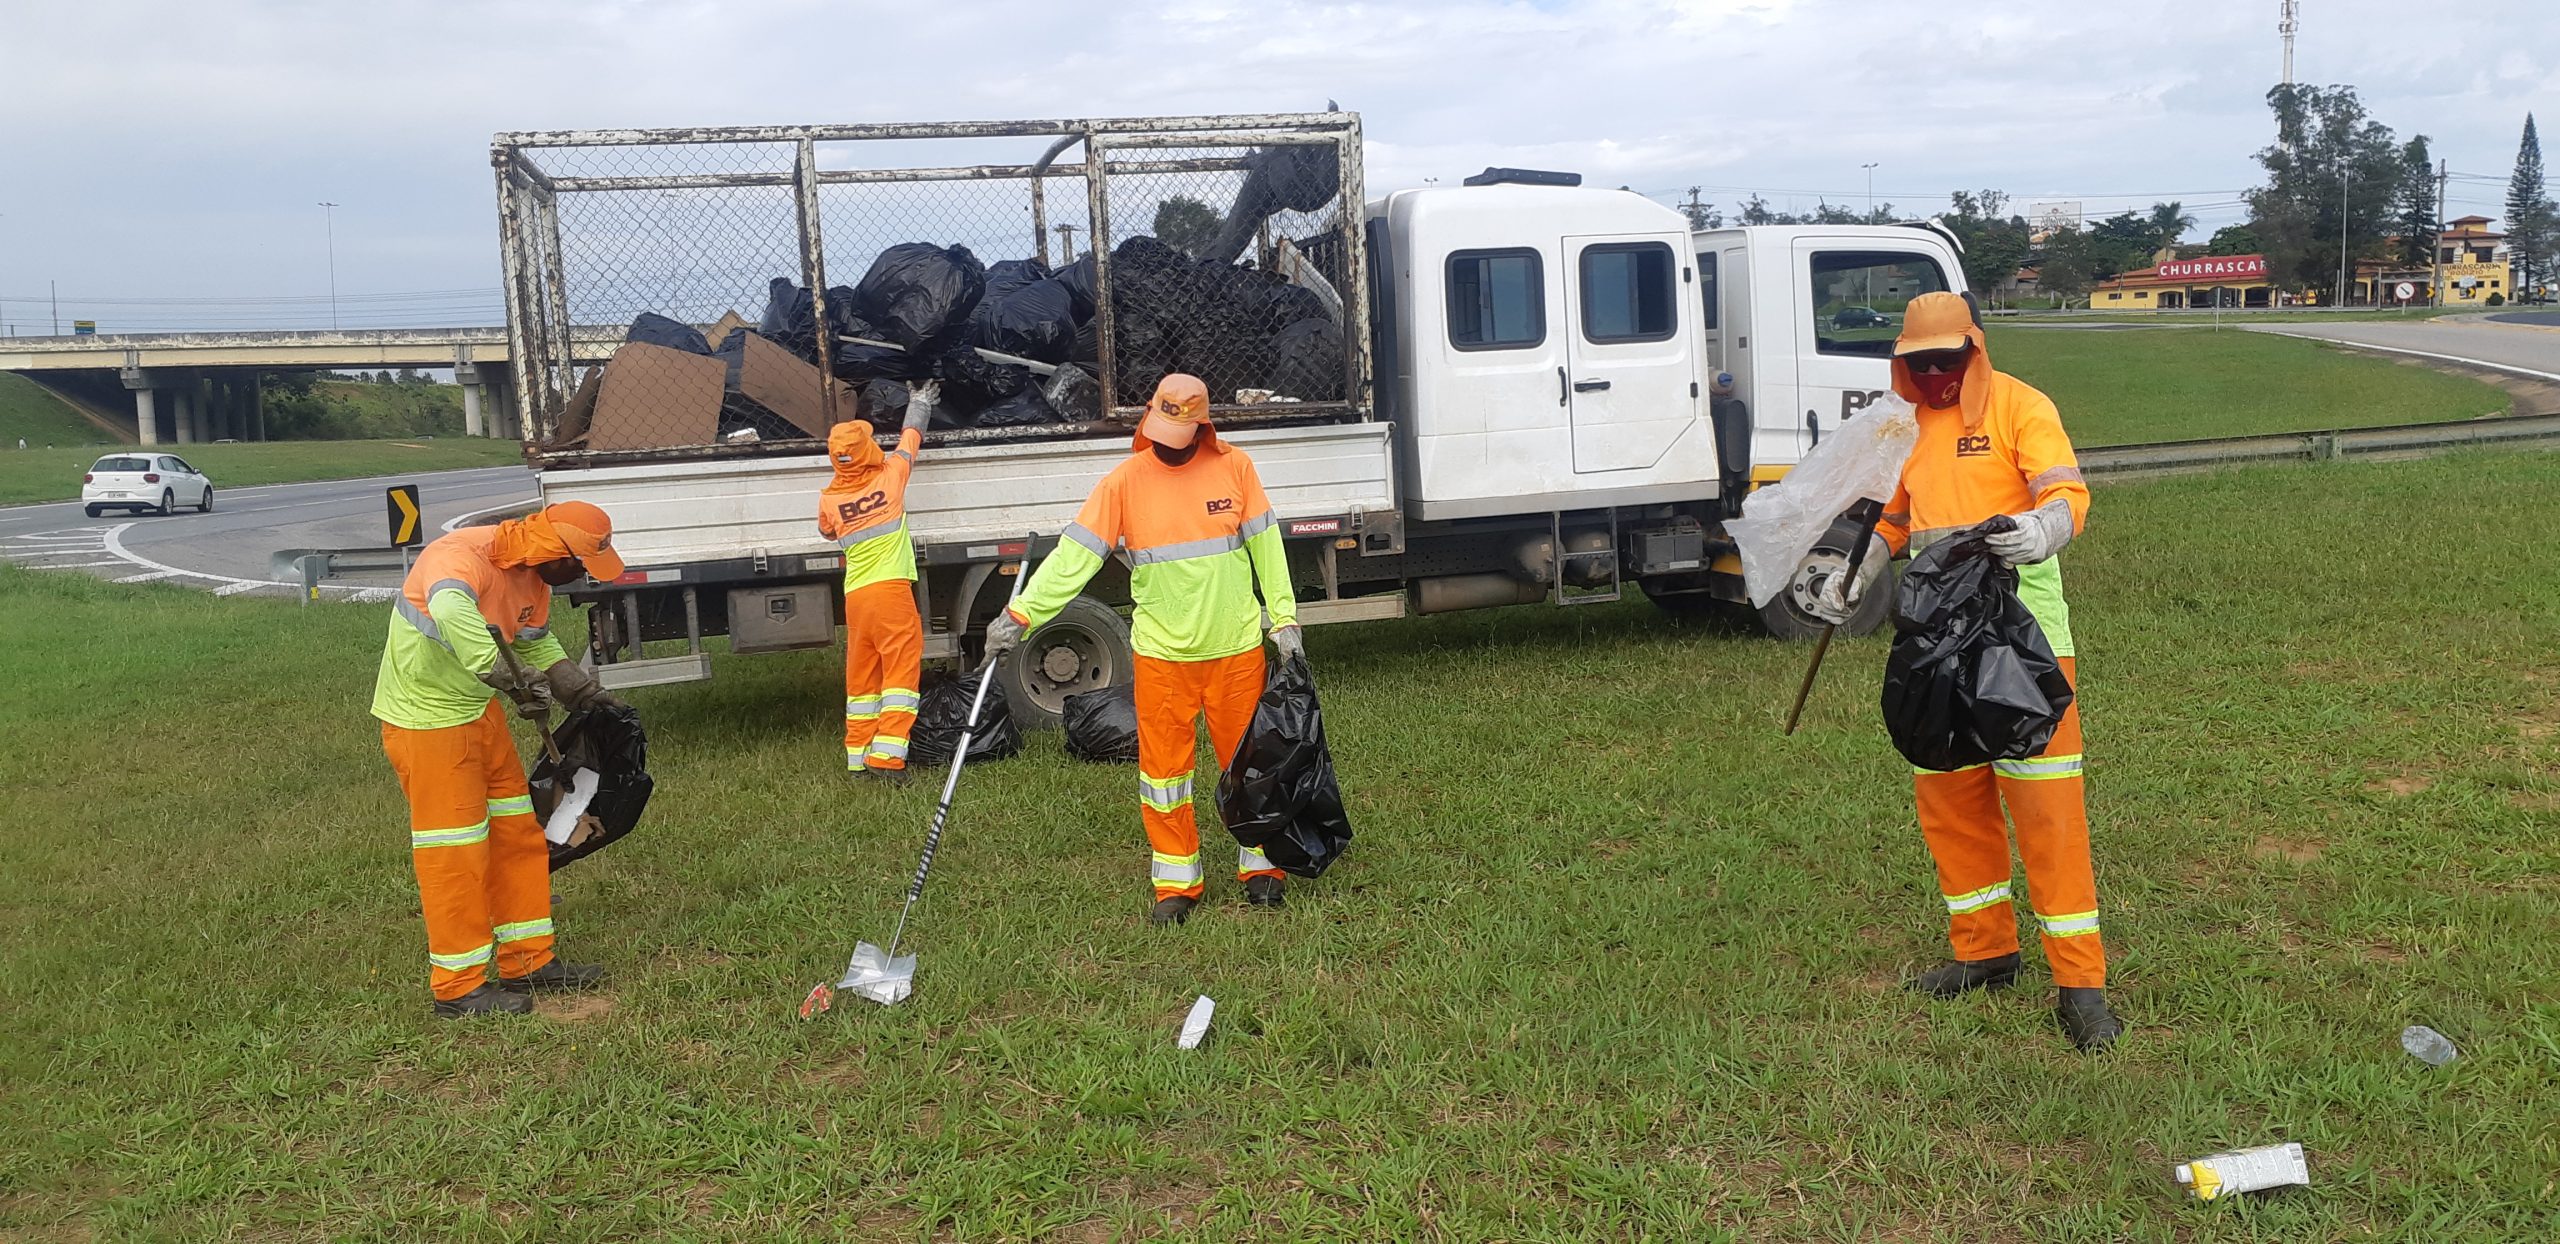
[251,376,266,442]
[135,388,160,447]
[194,378,214,442]
[457,362,486,438]
[173,387,195,445]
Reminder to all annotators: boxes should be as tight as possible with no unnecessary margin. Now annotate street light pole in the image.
[2335,163,2349,309]
[1862,162,1879,222]
[318,201,340,329]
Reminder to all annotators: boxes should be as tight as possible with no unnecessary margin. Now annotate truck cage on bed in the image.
[490,113,1373,465]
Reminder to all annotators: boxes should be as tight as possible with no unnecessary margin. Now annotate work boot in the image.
[432,984,533,1018]
[1907,952,2021,999]
[501,959,608,993]
[1243,875,1286,909]
[2056,987,2124,1053]
[1149,895,1198,927]
[851,765,912,788]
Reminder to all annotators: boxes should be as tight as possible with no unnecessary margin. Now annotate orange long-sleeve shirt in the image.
[1877,369,2088,558]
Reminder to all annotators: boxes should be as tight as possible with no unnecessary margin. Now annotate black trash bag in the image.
[829,317,923,383]
[1881,519,2076,773]
[1215,654,1354,878]
[1264,316,1345,401]
[626,312,711,355]
[712,326,751,388]
[1053,253,1099,321]
[528,702,655,872]
[908,670,1023,767]
[1042,364,1103,423]
[982,257,1052,299]
[1061,682,1140,763]
[973,383,1060,429]
[854,243,987,350]
[757,276,803,338]
[970,278,1079,364]
[1202,145,1344,263]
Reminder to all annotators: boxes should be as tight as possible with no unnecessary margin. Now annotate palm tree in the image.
[2149,201,2199,255]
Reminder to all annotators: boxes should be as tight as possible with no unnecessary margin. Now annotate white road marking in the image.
[442,496,541,533]
[97,522,372,601]
[213,581,272,597]
[113,569,186,584]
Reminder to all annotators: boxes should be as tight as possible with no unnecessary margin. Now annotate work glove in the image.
[1982,498,2075,566]
[983,613,1025,662]
[545,659,626,714]
[1269,624,1305,665]
[480,665,554,721]
[1806,542,1892,626]
[902,380,940,437]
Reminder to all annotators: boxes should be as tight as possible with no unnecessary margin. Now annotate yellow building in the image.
[2090,254,2277,310]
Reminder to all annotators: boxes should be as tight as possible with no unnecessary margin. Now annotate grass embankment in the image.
[1991,326,2512,446]
[0,437,525,507]
[0,372,107,448]
[6,452,2560,1240]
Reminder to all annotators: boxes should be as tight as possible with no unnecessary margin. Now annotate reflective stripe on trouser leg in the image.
[1135,654,1209,900]
[478,708,555,980]
[1237,845,1277,878]
[385,704,506,1001]
[1915,763,2020,964]
[2002,656,2104,988]
[1198,647,1280,880]
[849,580,923,771]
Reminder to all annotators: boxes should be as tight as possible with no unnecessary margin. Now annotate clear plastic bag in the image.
[1725,394,1920,607]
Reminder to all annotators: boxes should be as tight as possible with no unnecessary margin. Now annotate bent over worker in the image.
[372,501,625,1017]
[820,382,938,783]
[1809,291,2122,1052]
[987,374,1303,926]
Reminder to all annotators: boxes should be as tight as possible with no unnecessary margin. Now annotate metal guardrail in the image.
[2080,412,2560,476]
[270,546,416,604]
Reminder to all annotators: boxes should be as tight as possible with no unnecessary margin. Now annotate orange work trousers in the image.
[1136,649,1283,899]
[1913,657,2104,987]
[381,700,555,1001]
[844,579,924,771]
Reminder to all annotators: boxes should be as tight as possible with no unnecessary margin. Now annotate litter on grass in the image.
[1177,995,1216,1050]
[2173,1143,2310,1200]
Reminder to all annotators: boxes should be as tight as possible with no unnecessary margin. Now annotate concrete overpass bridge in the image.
[0,327,612,447]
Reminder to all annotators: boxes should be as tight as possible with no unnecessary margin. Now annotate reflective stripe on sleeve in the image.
[396,597,451,651]
[2028,466,2086,493]
[487,795,534,819]
[2038,909,2100,938]
[1994,754,2084,782]
[429,942,494,971]
[411,820,490,850]
[1139,771,1194,813]
[516,627,549,644]
[1943,881,2013,915]
[493,918,554,944]
[1152,851,1204,887]
[1237,511,1277,539]
[1062,523,1110,557]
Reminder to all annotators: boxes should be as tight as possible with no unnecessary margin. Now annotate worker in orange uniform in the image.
[1809,291,2122,1052]
[373,501,626,1017]
[821,381,940,783]
[985,374,1303,926]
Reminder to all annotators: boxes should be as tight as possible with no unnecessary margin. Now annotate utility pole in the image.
[317,201,340,329]
[2280,0,2299,87]
[50,278,58,334]
[1862,162,1879,222]
[1054,223,1078,262]
[1683,185,1705,227]
[2337,160,2351,308]
[2433,158,2449,307]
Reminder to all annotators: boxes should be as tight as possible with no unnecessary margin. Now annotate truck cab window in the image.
[1580,242,1677,342]
[1447,249,1545,350]
[1810,250,1949,357]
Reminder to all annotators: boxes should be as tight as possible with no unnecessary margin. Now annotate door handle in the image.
[1557,366,1568,406]
[1573,379,1612,392]
[1806,409,1821,446]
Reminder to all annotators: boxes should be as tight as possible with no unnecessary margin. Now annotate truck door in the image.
[1563,234,1698,473]
[1789,240,1954,452]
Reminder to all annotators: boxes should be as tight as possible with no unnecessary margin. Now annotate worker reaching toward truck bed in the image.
[820,382,939,782]
[986,374,1306,925]
[1809,292,2121,1053]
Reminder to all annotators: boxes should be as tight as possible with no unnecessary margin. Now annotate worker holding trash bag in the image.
[1807,291,2121,1053]
[820,381,940,783]
[987,374,1303,926]
[371,502,626,1018]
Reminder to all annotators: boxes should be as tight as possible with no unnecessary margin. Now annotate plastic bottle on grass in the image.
[2173,1143,2310,1200]
[2400,1025,2459,1066]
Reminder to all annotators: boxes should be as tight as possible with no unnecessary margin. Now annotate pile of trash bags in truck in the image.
[561,231,1347,453]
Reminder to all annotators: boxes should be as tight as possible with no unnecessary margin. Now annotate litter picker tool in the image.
[489,628,564,765]
[802,536,1034,1016]
[1783,497,1885,736]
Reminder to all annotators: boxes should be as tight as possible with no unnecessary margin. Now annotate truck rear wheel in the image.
[995,594,1133,731]
[1758,542,1892,640]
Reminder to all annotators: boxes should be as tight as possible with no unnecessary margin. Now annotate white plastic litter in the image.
[1176,995,1216,1049]
[2400,1024,2460,1066]
[1725,394,1920,607]
[2173,1143,2310,1200]
[836,941,916,1006]
[541,768,601,844]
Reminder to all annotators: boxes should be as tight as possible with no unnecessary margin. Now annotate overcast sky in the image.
[4,0,2553,333]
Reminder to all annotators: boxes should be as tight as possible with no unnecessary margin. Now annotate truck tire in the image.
[995,594,1133,731]
[1758,540,1892,640]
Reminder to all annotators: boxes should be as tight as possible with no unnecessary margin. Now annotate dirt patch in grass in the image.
[2365,771,2435,797]
[2253,836,2327,864]
[540,993,617,1022]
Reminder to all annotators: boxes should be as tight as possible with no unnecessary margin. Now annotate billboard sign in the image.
[2157,255,2268,283]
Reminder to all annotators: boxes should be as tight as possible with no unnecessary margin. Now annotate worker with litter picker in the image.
[985,373,1305,926]
[1808,291,2122,1053]
[820,380,940,784]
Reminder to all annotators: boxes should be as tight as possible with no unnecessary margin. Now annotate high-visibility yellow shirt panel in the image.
[371,528,569,730]
[820,429,922,590]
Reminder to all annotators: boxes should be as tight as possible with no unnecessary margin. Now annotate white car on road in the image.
[83,453,214,517]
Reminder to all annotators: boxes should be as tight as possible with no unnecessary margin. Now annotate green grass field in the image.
[1990,327,2513,447]
[0,372,108,448]
[5,451,2559,1241]
[0,437,525,507]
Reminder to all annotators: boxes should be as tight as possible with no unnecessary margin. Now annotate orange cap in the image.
[827,419,883,481]
[1137,374,1210,449]
[1892,291,1977,358]
[544,500,625,583]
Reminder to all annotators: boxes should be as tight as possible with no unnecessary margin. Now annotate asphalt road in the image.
[2246,314,2560,378]
[0,465,537,599]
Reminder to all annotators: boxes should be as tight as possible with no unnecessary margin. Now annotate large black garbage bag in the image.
[626,312,711,355]
[971,278,1079,364]
[1215,654,1353,878]
[529,702,655,872]
[1053,253,1100,320]
[973,384,1060,429]
[909,671,1023,767]
[854,243,987,350]
[1061,683,1140,763]
[830,311,922,382]
[1202,145,1344,263]
[1264,316,1345,401]
[1881,521,2076,773]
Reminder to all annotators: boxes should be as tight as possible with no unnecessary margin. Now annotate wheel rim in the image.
[1783,546,1852,619]
[1013,622,1117,717]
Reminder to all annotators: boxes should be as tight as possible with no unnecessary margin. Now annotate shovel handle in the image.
[489,630,564,763]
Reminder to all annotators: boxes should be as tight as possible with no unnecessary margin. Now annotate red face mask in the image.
[1905,349,1970,409]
